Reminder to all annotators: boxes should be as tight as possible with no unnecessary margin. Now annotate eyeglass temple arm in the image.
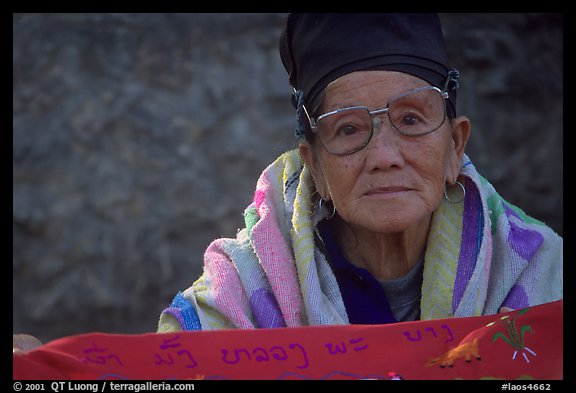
[293,88,316,128]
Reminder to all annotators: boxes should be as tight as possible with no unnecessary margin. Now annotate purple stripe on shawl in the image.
[505,205,544,261]
[250,288,287,328]
[502,284,529,310]
[162,307,187,331]
[452,177,482,312]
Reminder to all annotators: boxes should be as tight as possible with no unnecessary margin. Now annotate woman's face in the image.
[300,71,471,234]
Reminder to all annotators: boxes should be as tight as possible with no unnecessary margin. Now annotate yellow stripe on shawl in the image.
[190,273,232,330]
[281,150,302,191]
[421,198,464,319]
[290,160,316,301]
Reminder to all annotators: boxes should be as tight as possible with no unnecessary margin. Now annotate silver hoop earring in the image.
[444,180,466,204]
[318,198,336,220]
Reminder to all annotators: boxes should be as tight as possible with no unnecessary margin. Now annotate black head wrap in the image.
[279,13,460,139]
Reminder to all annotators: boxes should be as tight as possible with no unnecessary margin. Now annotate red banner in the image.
[13,300,562,380]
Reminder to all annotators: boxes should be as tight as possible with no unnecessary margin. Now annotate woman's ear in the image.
[298,142,330,200]
[446,115,472,183]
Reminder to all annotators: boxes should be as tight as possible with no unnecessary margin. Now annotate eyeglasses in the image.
[304,86,450,156]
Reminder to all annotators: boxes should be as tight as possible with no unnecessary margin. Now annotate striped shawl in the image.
[158,150,563,331]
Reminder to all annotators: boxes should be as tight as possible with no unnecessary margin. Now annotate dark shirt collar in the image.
[317,219,397,324]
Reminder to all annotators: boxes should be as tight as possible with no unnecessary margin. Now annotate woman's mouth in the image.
[365,186,412,196]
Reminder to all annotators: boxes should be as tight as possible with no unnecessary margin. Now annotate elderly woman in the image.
[157,13,562,331]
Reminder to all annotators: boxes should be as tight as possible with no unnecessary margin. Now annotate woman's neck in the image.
[331,214,431,281]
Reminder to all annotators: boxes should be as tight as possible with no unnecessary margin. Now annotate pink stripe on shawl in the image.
[203,239,255,329]
[254,190,266,210]
[251,172,305,327]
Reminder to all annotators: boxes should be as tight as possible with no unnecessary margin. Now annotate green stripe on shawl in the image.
[244,205,259,235]
[478,172,546,235]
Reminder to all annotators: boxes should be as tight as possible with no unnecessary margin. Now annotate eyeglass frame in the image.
[301,85,451,156]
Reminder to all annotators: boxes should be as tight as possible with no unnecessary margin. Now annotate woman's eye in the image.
[400,113,420,126]
[339,125,360,136]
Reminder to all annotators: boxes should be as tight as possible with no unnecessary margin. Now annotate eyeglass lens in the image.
[316,88,446,155]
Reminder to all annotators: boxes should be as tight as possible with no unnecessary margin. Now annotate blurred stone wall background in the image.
[13,13,562,343]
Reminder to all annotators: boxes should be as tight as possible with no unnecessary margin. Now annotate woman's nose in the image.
[365,116,405,170]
